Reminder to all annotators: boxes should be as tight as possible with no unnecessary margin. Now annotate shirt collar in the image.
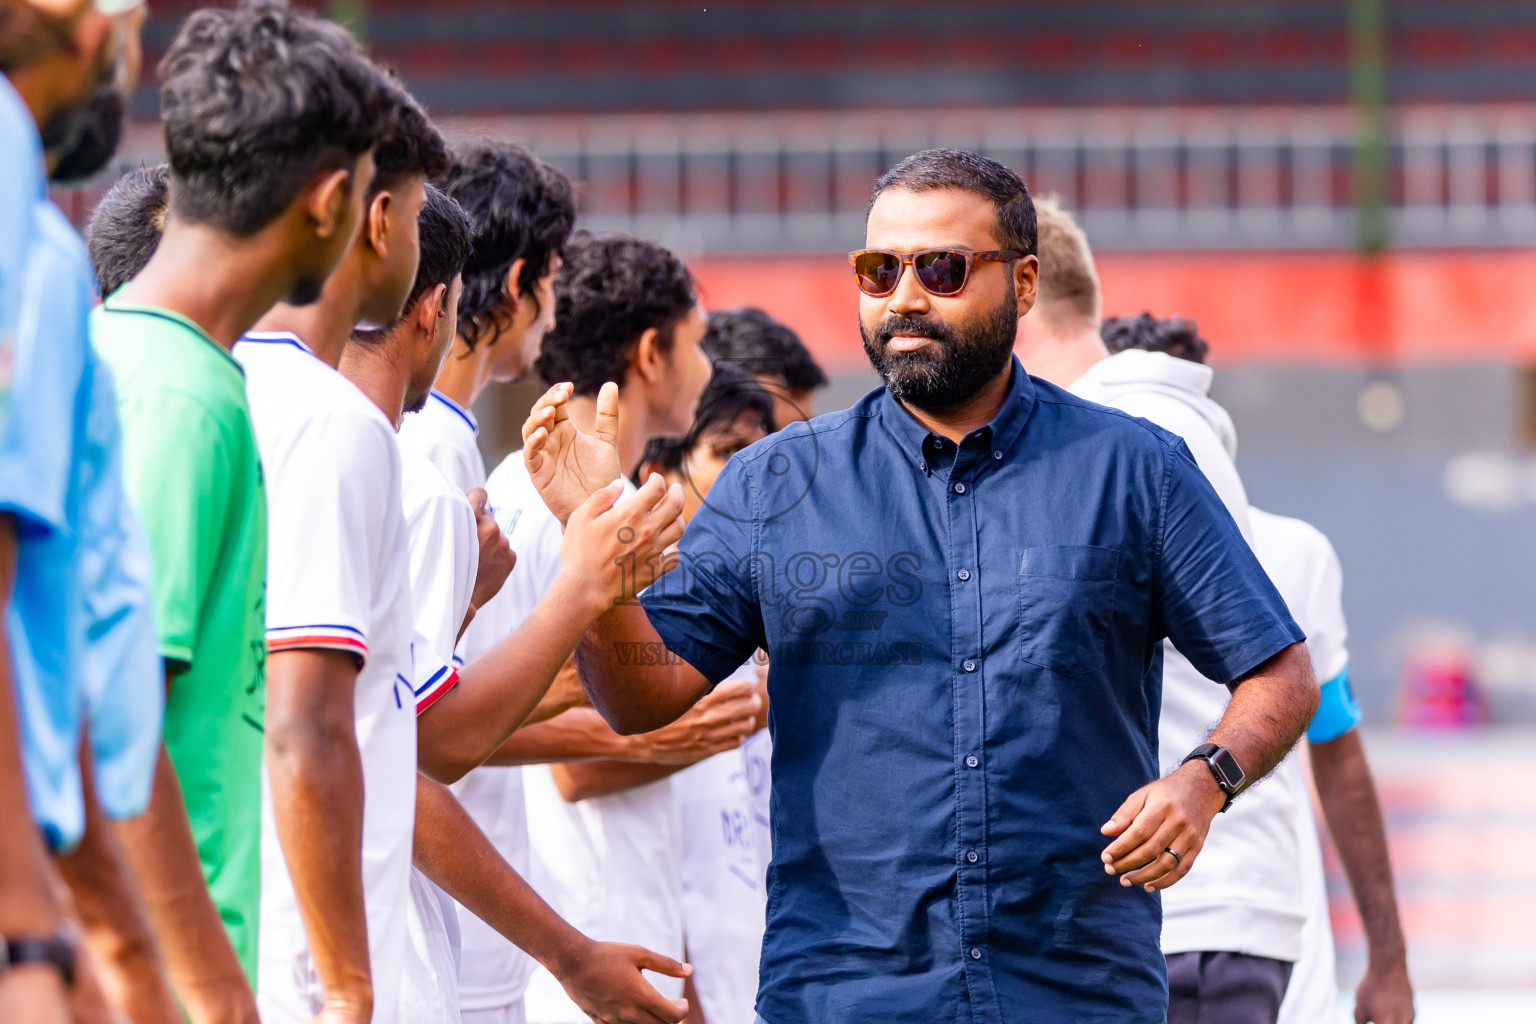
[240,330,318,357]
[430,389,478,435]
[877,355,1036,466]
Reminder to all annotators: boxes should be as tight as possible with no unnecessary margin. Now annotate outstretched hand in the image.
[555,940,691,1024]
[524,381,623,527]
[1099,761,1227,892]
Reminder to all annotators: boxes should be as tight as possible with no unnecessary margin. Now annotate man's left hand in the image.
[467,488,516,612]
[1099,760,1227,892]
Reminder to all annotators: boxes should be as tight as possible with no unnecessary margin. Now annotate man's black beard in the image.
[48,86,125,184]
[860,289,1019,411]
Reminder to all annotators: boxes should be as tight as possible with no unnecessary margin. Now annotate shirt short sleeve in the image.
[641,455,766,685]
[264,412,398,664]
[1155,442,1304,685]
[115,389,234,666]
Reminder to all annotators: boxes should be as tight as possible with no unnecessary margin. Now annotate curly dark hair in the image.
[632,362,776,483]
[369,72,449,196]
[158,0,385,236]
[352,184,472,345]
[1100,312,1210,365]
[702,307,827,393]
[87,164,171,298]
[870,148,1037,257]
[535,230,697,396]
[440,140,575,352]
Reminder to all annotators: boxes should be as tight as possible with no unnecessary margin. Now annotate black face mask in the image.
[860,282,1020,411]
[48,85,125,184]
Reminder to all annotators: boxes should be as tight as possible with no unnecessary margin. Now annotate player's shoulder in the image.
[1250,507,1339,566]
[399,443,471,521]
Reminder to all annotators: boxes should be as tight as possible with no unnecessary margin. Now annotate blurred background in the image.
[60,0,1536,1015]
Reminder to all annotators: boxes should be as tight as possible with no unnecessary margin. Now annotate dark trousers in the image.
[1166,951,1294,1024]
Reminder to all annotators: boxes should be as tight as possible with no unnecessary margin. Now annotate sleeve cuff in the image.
[412,664,459,715]
[267,623,369,666]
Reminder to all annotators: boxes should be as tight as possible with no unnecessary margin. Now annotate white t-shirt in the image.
[480,455,685,1024]
[399,388,534,1013]
[399,389,486,494]
[741,728,773,885]
[674,664,767,1024]
[1071,350,1307,964]
[237,332,418,1024]
[399,443,481,1024]
[1251,507,1349,1024]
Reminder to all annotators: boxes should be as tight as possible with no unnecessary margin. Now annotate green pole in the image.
[328,0,368,44]
[1350,0,1389,254]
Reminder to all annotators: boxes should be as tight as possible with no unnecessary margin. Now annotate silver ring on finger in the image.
[1164,847,1181,866]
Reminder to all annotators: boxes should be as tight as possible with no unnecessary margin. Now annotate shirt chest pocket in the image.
[1018,545,1121,679]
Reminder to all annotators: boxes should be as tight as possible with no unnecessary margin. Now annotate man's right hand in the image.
[467,488,516,612]
[628,679,762,765]
[523,381,623,527]
[554,475,685,617]
[0,966,71,1024]
[553,939,691,1024]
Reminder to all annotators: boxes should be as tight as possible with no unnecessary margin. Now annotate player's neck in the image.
[251,265,368,369]
[432,337,487,410]
[120,222,296,350]
[337,340,409,429]
[565,390,649,479]
[1014,319,1110,390]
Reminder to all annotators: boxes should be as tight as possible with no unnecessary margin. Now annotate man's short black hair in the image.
[369,73,448,197]
[869,148,1037,257]
[535,230,696,397]
[702,307,828,393]
[353,184,472,344]
[1101,312,1210,365]
[441,140,576,352]
[86,164,170,298]
[158,0,385,236]
[633,361,775,483]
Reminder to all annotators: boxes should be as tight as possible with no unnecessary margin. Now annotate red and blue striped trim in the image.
[413,664,459,714]
[267,623,368,661]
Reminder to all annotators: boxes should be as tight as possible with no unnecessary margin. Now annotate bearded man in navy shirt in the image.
[521,149,1320,1024]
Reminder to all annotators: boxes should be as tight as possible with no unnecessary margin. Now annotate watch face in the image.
[1211,748,1245,789]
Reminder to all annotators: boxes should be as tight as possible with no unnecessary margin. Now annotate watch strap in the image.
[1181,743,1245,812]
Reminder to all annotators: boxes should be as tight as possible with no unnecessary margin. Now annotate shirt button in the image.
[966,850,979,863]
[963,660,976,673]
[954,482,966,494]
[965,755,979,769]
[970,947,982,960]
[956,568,970,581]
[919,460,927,472]
[993,450,1003,460]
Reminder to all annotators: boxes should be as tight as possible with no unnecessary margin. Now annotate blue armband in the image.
[1306,666,1362,743]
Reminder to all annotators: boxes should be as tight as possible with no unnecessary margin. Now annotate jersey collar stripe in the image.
[413,667,459,714]
[240,331,318,357]
[430,390,478,435]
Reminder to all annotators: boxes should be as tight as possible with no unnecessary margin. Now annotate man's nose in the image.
[887,262,932,316]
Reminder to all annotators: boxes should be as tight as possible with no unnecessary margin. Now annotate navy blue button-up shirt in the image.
[641,359,1302,1024]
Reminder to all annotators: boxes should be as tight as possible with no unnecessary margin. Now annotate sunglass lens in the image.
[854,252,902,295]
[915,250,968,295]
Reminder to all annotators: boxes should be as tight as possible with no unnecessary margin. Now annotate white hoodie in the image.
[1069,349,1307,964]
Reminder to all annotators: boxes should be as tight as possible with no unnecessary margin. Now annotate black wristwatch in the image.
[1181,742,1245,812]
[0,933,76,988]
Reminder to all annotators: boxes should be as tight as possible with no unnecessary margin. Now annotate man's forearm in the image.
[1310,730,1408,965]
[267,720,371,1016]
[1208,643,1320,792]
[576,602,709,736]
[485,708,640,767]
[550,761,685,803]
[56,741,181,1024]
[418,576,604,783]
[412,777,584,974]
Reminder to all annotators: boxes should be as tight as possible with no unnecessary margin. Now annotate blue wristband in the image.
[1306,666,1362,743]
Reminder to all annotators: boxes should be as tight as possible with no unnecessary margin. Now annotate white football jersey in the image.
[674,661,766,1024]
[1253,507,1349,1024]
[399,389,486,494]
[236,332,417,1024]
[403,394,534,1013]
[480,455,685,1024]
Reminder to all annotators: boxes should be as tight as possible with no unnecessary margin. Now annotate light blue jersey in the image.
[0,73,44,421]
[3,200,162,848]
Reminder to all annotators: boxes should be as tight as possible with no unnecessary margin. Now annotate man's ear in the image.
[632,325,664,385]
[1014,253,1040,318]
[307,167,353,239]
[501,257,527,311]
[366,190,392,257]
[636,458,669,484]
[414,282,448,336]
